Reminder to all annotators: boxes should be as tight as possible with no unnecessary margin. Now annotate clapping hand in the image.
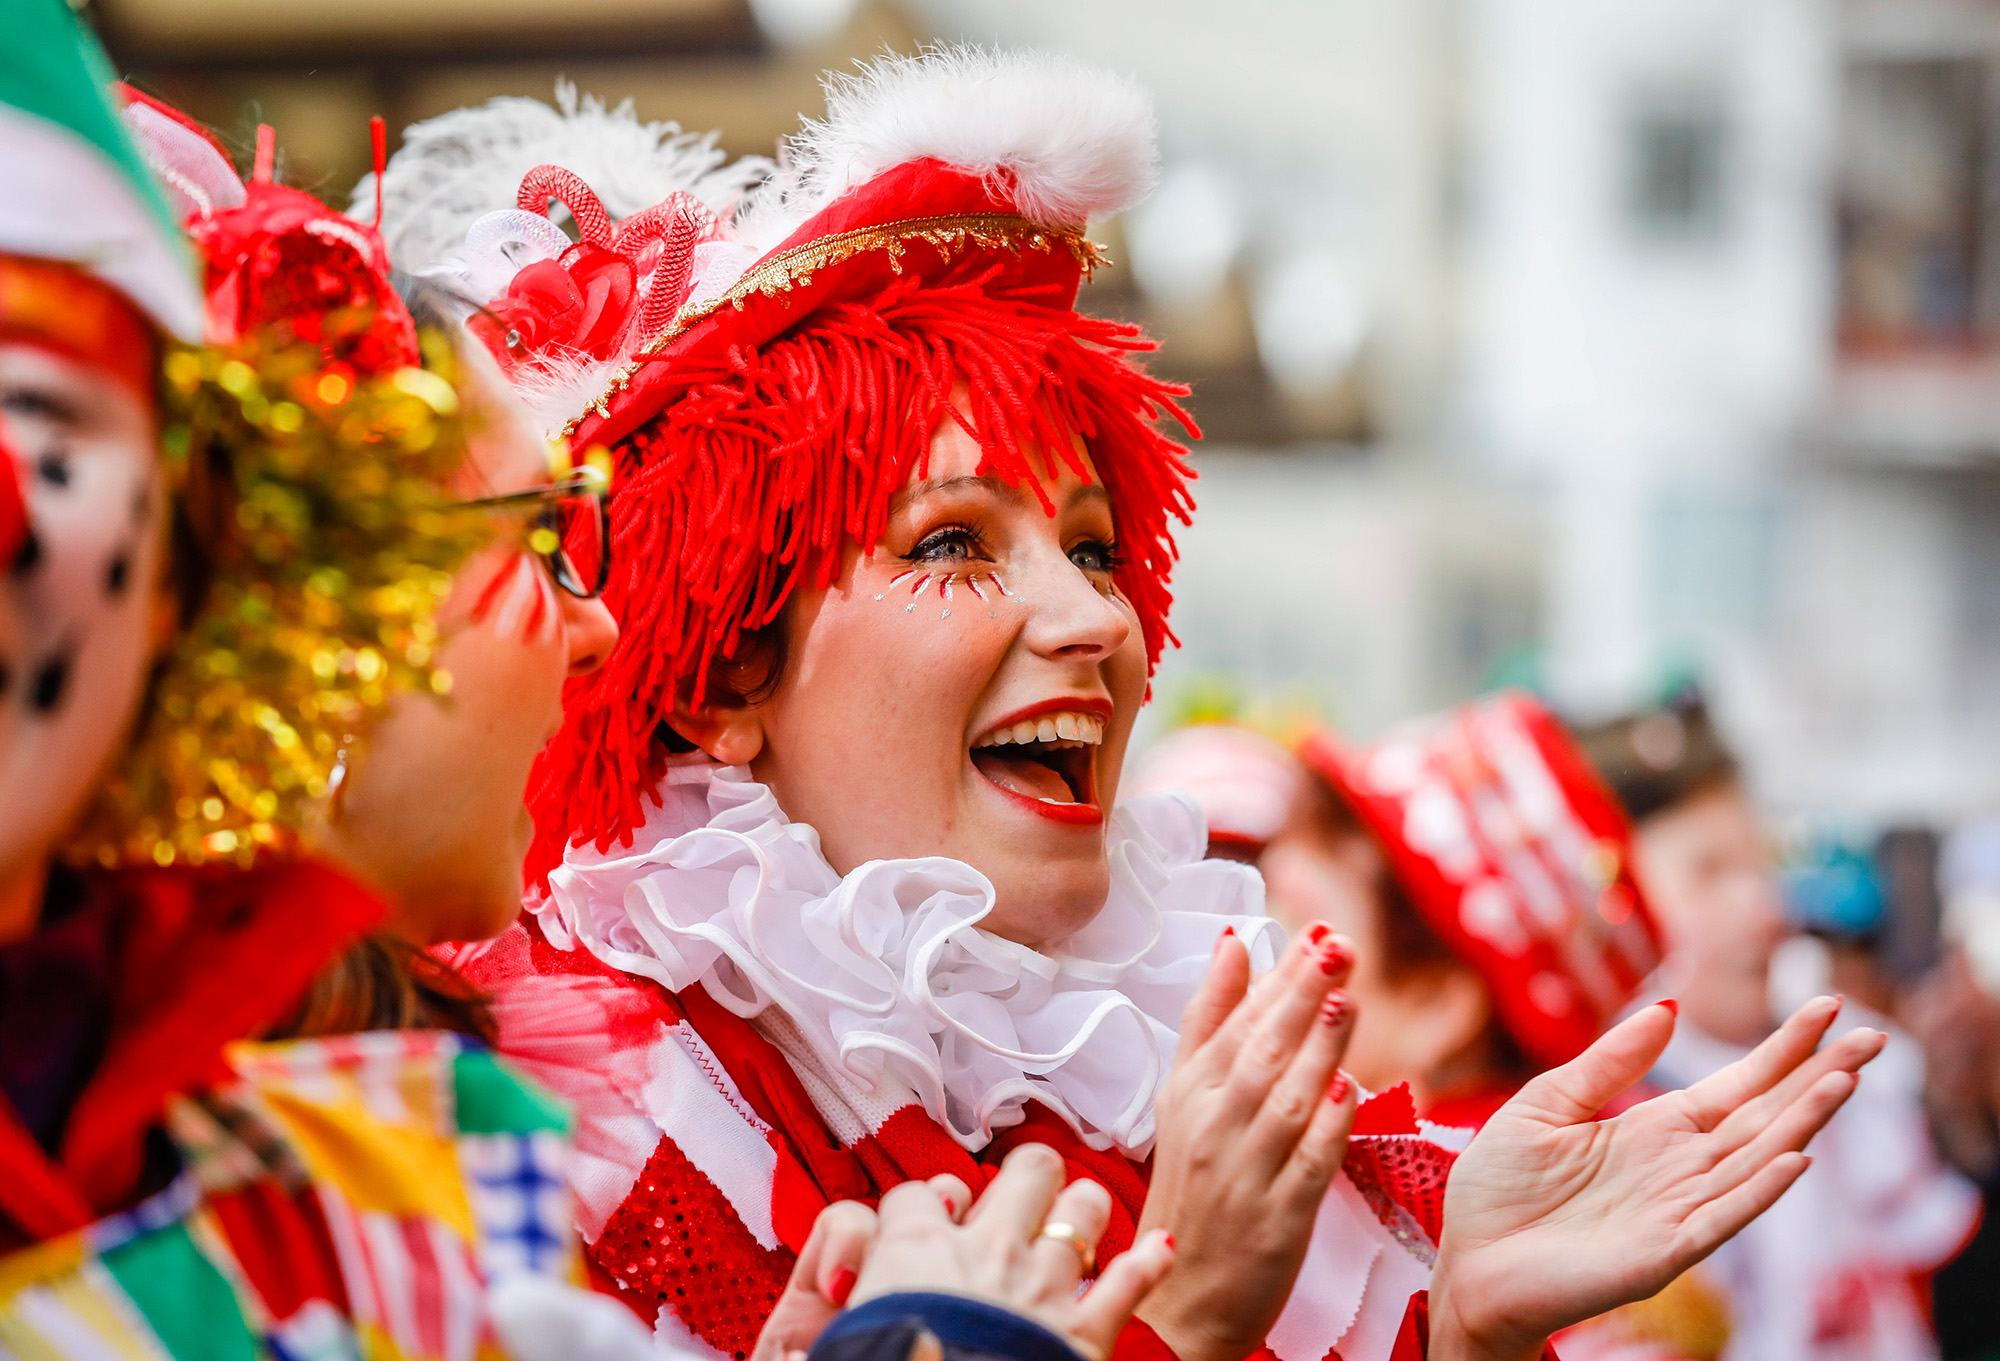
[752,1147,1175,1361]
[1133,925,1360,1361]
[1428,995,1883,1361]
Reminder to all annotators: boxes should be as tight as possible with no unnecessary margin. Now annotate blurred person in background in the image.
[1135,697,1731,1361]
[1580,694,1977,1361]
[1902,814,2000,1360]
[0,9,611,1356]
[1256,693,1662,1129]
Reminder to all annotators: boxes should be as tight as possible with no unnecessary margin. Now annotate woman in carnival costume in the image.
[106,81,1179,1361]
[0,9,671,1355]
[376,48,1887,1361]
[1276,694,1665,1131]
[1133,697,1734,1361]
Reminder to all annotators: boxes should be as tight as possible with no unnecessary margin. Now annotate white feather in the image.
[508,352,630,438]
[733,45,1158,256]
[370,47,1157,437]
[357,81,769,276]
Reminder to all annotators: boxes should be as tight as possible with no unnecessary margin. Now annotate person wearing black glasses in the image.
[290,336,619,1032]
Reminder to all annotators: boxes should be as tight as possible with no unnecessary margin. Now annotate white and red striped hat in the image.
[1300,692,1664,1068]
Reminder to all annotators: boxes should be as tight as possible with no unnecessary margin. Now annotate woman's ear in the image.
[669,697,766,767]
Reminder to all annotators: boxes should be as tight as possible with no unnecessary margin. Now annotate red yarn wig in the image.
[525,253,1197,882]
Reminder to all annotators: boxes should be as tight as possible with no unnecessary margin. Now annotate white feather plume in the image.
[733,45,1158,256]
[356,81,769,276]
[507,352,629,438]
[366,47,1158,437]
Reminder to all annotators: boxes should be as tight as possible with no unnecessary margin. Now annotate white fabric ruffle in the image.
[533,758,1282,1158]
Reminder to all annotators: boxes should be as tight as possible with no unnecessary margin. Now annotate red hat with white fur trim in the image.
[1298,692,1664,1068]
[374,48,1197,879]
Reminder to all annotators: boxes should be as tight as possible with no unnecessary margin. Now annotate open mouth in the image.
[969,705,1107,825]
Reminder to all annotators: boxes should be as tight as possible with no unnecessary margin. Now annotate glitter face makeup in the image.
[874,566,1030,619]
[735,414,1148,948]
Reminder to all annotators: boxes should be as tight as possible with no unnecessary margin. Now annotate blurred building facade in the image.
[1464,0,2000,824]
[92,0,2000,824]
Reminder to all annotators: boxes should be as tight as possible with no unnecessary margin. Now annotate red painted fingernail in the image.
[827,1268,857,1307]
[1320,990,1350,1025]
[1305,922,1332,945]
[1658,998,1678,1017]
[1328,1071,1351,1104]
[1161,1232,1175,1252]
[1317,939,1352,976]
[1221,925,1235,938]
[940,1192,959,1216]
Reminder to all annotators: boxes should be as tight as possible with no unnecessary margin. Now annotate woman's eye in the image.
[0,387,78,426]
[1069,539,1122,574]
[908,526,987,563]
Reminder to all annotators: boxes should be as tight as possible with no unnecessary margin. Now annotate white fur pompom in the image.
[356,82,769,277]
[735,45,1158,255]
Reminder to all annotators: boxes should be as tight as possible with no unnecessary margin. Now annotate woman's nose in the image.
[1022,559,1132,662]
[561,594,618,675]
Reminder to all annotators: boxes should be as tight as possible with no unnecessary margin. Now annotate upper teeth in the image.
[975,711,1106,747]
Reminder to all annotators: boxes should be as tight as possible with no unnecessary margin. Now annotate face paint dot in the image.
[105,552,131,597]
[941,608,951,618]
[872,594,884,601]
[35,450,70,488]
[29,651,71,713]
[904,603,916,613]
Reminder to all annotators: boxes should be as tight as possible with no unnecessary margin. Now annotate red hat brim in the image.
[567,159,1103,451]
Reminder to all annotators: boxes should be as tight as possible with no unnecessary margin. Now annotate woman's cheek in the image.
[470,555,561,650]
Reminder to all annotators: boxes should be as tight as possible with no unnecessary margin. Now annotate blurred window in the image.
[1626,100,1729,241]
[1837,58,1987,352]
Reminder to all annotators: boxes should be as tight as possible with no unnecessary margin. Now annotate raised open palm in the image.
[1427,996,1884,1361]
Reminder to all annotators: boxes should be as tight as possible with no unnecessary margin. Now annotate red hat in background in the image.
[1126,722,1302,854]
[120,87,417,374]
[1299,691,1664,1068]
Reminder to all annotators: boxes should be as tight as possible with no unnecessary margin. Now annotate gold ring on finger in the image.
[1037,1221,1096,1275]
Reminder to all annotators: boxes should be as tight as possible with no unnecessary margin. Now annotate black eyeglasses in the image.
[459,464,611,600]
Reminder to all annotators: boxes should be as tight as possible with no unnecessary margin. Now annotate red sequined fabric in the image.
[588,1135,794,1360]
[1344,1137,1456,1250]
[1341,1083,1459,1251]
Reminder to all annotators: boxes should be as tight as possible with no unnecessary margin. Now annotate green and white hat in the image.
[0,0,200,339]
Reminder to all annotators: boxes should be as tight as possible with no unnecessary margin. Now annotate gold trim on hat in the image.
[557,212,1107,438]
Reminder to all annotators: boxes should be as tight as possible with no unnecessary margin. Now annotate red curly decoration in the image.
[524,261,1198,885]
[612,194,717,340]
[517,165,615,248]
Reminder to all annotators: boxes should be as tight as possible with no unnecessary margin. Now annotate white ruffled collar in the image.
[533,758,1282,1157]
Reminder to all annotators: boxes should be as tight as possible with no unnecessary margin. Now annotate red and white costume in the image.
[1297,693,1665,1077]
[377,46,1480,1361]
[452,762,1466,1361]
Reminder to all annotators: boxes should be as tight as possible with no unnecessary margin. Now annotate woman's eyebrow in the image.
[1067,483,1110,511]
[890,472,1026,512]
